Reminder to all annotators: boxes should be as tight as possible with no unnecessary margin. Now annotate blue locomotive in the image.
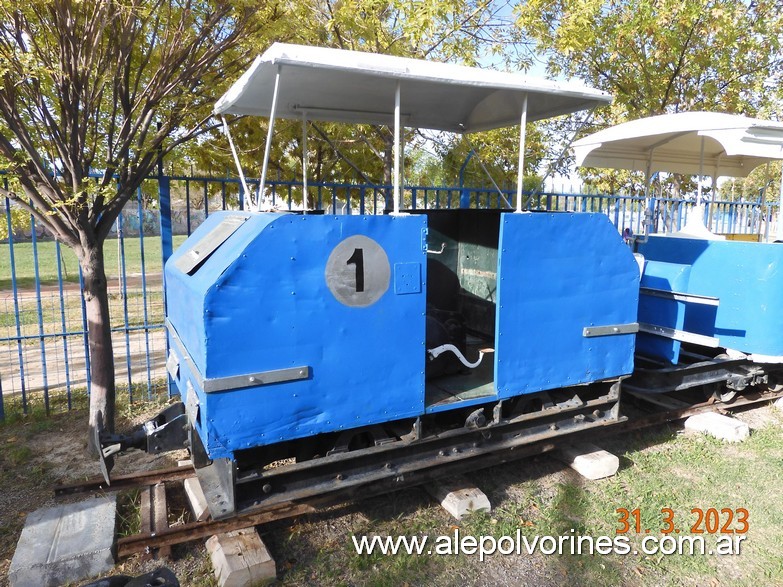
[160,208,638,516]
[98,48,783,520]
[629,235,783,398]
[572,112,783,399]
[99,45,647,519]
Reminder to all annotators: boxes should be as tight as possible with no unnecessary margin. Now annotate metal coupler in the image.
[96,402,188,485]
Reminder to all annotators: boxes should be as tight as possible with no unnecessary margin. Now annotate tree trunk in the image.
[81,242,116,457]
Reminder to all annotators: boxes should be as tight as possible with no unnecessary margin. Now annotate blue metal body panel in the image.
[165,209,639,462]
[637,260,691,363]
[494,213,639,396]
[638,236,783,357]
[166,213,277,378]
[165,212,427,460]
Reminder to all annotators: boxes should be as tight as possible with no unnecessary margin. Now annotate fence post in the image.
[157,158,175,397]
[29,209,50,414]
[160,175,173,268]
[460,188,471,208]
[5,195,28,413]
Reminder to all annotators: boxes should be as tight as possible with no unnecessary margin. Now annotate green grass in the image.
[0,307,38,327]
[467,421,783,586]
[0,238,178,340]
[0,391,173,579]
[281,502,449,587]
[1,288,165,335]
[0,235,187,290]
[6,444,32,466]
[0,236,177,410]
[0,398,781,586]
[117,489,143,538]
[0,386,88,426]
[269,412,783,586]
[0,378,170,424]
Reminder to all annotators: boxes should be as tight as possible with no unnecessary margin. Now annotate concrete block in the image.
[684,412,749,442]
[426,477,491,520]
[557,443,619,480]
[9,496,117,587]
[206,528,276,587]
[184,476,211,522]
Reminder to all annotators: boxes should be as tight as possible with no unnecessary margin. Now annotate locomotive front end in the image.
[164,211,427,517]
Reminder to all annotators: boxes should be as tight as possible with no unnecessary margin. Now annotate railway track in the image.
[53,388,783,559]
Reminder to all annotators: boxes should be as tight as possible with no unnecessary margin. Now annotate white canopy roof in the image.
[572,111,783,177]
[214,43,611,133]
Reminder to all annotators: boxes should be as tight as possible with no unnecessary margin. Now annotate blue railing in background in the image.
[0,174,778,418]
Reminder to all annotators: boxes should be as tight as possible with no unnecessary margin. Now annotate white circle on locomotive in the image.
[325,235,391,307]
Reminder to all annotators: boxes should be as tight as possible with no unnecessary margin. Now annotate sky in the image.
[470,1,586,192]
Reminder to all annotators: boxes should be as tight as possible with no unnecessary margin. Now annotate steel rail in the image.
[111,389,783,557]
[53,466,194,497]
[52,389,783,557]
[117,434,574,558]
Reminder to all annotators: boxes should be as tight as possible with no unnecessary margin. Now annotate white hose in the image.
[427,344,490,369]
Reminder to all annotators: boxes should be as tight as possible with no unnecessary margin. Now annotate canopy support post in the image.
[393,81,402,215]
[221,115,252,211]
[640,155,654,242]
[709,171,718,231]
[258,65,282,212]
[762,163,770,241]
[696,136,705,206]
[778,163,783,240]
[302,111,308,214]
[515,94,529,214]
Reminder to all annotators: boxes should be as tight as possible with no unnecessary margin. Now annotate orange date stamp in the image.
[616,507,749,535]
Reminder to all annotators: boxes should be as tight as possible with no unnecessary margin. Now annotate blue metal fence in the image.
[0,175,778,418]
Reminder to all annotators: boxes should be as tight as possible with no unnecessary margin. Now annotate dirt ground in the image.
[0,402,605,587]
[0,401,559,586]
[0,403,193,586]
[1,401,782,586]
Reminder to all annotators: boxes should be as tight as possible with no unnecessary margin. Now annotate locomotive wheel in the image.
[698,383,735,404]
[716,388,738,403]
[767,373,783,393]
[710,354,738,403]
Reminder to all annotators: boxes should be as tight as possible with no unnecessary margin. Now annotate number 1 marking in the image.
[325,236,389,307]
[346,247,365,292]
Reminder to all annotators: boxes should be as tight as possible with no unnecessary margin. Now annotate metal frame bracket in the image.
[166,320,311,393]
[583,323,639,338]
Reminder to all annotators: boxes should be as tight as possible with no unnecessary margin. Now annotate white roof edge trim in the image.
[264,55,602,97]
[572,111,783,177]
[573,112,783,150]
[213,43,611,130]
[214,54,265,115]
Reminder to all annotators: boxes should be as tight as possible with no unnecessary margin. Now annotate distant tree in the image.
[515,0,783,192]
[0,181,32,240]
[719,162,783,202]
[187,0,513,201]
[430,126,547,192]
[0,0,282,454]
